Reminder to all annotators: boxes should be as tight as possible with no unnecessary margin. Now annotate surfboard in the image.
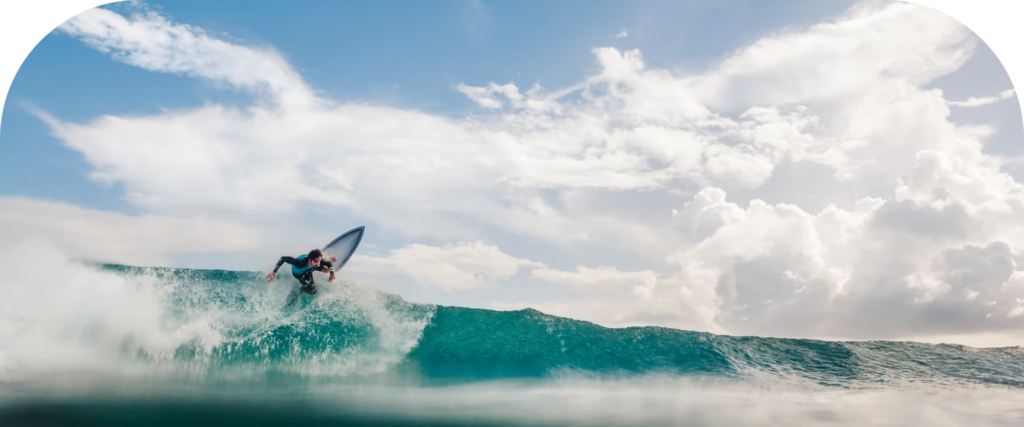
[322,226,365,271]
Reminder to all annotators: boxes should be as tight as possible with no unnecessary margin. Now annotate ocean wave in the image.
[1,258,1021,390]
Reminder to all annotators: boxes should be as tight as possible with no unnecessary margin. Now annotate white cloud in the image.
[691,1,976,109]
[457,87,502,109]
[57,3,983,225]
[947,88,1016,107]
[57,7,317,108]
[0,197,265,266]
[532,265,657,298]
[615,29,628,38]
[456,82,519,109]
[494,266,714,330]
[353,241,542,290]
[1010,300,1024,318]
[665,183,1024,339]
[34,2,1024,343]
[456,82,561,112]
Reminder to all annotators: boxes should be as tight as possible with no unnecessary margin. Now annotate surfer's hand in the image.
[329,273,336,282]
[329,256,337,263]
[265,272,276,282]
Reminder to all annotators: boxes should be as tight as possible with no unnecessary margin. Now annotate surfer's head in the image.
[308,249,323,265]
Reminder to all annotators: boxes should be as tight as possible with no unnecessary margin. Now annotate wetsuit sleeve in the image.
[321,259,335,274]
[273,256,298,273]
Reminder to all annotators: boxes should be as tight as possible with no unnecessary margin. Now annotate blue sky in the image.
[2,0,1024,346]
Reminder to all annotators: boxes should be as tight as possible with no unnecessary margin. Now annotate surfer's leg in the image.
[296,271,318,294]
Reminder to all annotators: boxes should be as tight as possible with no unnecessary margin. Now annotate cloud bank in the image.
[0,197,264,266]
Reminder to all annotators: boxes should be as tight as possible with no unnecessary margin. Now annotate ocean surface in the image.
[1,263,1022,426]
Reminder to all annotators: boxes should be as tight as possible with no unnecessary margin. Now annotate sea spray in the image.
[108,263,435,379]
[0,248,433,382]
[0,243,175,378]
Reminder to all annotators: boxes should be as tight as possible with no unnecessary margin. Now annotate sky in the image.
[1,0,1023,347]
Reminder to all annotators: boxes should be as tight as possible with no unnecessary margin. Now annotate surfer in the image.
[265,249,337,295]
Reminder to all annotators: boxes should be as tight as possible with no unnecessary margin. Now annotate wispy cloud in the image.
[948,88,1016,107]
[58,7,318,108]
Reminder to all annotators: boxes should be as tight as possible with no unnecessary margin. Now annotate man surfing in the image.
[265,249,337,303]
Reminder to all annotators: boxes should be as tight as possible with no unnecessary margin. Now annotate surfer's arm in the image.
[321,259,336,282]
[274,256,299,272]
[265,256,298,283]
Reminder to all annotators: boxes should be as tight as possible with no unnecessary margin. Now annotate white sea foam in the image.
[0,240,175,378]
[0,239,431,381]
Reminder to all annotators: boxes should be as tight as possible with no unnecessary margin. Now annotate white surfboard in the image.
[322,226,365,271]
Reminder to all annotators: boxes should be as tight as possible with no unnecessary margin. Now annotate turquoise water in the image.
[1,264,1022,426]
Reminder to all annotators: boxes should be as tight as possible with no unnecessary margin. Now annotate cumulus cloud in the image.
[667,180,1024,339]
[33,1,1024,343]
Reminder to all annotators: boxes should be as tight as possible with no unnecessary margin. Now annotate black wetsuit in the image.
[273,254,334,294]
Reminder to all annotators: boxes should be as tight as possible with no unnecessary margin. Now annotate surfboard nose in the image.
[322,226,365,270]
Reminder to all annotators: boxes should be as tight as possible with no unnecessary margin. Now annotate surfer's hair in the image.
[308,249,323,260]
